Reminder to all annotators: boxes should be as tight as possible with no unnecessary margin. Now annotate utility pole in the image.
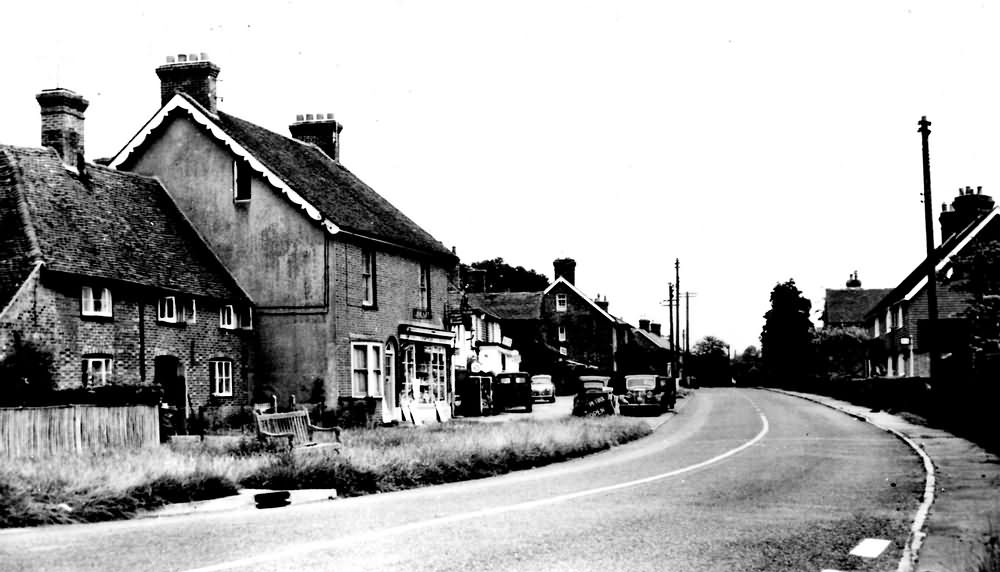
[675,259,681,381]
[668,284,675,373]
[919,116,939,385]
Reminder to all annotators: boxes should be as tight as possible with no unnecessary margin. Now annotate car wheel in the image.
[526,402,533,413]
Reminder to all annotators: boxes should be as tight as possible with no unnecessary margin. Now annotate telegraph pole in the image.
[668,284,675,373]
[675,259,681,380]
[918,116,939,384]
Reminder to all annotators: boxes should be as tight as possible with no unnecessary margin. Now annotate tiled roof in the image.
[823,288,892,326]
[634,327,672,351]
[865,210,997,319]
[0,145,248,305]
[466,292,543,320]
[116,93,454,260]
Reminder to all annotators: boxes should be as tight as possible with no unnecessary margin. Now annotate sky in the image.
[3,1,1000,353]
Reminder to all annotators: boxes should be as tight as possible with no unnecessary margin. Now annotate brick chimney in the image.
[156,53,220,114]
[846,271,861,288]
[638,319,651,331]
[940,186,995,243]
[650,322,662,336]
[553,258,576,285]
[289,113,343,162]
[36,88,89,165]
[595,295,609,312]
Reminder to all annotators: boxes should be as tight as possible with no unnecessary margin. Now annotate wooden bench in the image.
[253,408,342,453]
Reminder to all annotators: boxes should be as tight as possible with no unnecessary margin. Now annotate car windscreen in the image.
[625,376,656,390]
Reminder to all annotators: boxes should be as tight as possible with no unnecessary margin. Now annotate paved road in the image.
[0,389,925,572]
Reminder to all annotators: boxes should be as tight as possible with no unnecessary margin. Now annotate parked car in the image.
[530,375,556,403]
[455,373,495,416]
[618,374,675,416]
[494,372,533,412]
[572,375,618,416]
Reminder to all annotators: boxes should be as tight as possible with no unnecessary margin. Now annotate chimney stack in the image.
[638,319,651,331]
[553,258,576,285]
[36,88,89,165]
[156,53,220,114]
[940,186,995,243]
[845,271,861,288]
[650,322,662,336]
[595,295,609,312]
[289,113,344,162]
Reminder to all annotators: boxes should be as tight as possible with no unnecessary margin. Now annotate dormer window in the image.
[220,305,236,329]
[233,160,251,202]
[158,296,177,323]
[81,286,112,317]
[555,293,568,312]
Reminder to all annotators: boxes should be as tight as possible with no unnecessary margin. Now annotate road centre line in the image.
[184,400,771,572]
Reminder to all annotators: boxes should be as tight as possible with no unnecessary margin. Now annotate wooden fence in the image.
[0,404,160,458]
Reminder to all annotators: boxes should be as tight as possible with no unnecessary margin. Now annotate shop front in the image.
[398,325,455,424]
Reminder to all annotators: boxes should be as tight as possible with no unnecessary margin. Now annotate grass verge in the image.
[1,416,650,528]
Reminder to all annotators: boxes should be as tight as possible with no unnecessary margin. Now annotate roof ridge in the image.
[0,146,45,263]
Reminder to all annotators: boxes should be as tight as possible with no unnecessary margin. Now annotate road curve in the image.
[0,389,925,572]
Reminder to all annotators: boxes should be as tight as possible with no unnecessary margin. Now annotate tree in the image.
[0,333,55,405]
[760,279,815,387]
[813,326,871,380]
[953,238,1000,375]
[460,258,550,293]
[689,335,731,386]
[732,345,762,386]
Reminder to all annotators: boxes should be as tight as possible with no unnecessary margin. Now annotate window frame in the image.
[219,305,236,329]
[559,346,568,356]
[555,293,568,312]
[183,298,197,324]
[238,306,253,330]
[419,262,432,312]
[362,249,377,308]
[209,359,234,396]
[157,296,178,323]
[81,286,113,318]
[82,355,112,386]
[233,160,252,202]
[351,342,383,398]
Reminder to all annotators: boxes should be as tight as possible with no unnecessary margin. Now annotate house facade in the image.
[0,89,254,427]
[468,259,630,382]
[864,187,999,378]
[109,55,458,423]
[450,299,521,376]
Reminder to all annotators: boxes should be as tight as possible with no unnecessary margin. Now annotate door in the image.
[382,340,398,423]
[154,355,186,434]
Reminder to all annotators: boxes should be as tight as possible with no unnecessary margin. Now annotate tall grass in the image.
[1,416,650,528]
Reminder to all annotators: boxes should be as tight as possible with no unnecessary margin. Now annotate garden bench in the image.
[253,408,342,453]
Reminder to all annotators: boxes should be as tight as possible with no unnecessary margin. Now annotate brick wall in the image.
[541,282,617,371]
[328,238,453,412]
[0,269,253,408]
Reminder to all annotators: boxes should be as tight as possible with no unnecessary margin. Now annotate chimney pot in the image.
[327,113,335,120]
[978,186,983,194]
[295,114,304,121]
[189,53,199,62]
[166,55,175,63]
[200,52,209,60]
[306,113,314,120]
[178,54,188,62]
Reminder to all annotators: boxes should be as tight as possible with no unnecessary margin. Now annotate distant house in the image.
[109,54,458,423]
[864,186,999,378]
[450,296,521,375]
[0,88,254,427]
[467,258,631,380]
[623,320,674,376]
[821,272,891,330]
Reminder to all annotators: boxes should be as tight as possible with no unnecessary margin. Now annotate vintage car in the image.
[530,374,556,403]
[618,374,675,416]
[493,372,533,412]
[455,373,495,417]
[572,375,618,416]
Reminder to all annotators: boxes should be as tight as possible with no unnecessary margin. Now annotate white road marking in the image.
[183,405,771,572]
[850,537,891,558]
